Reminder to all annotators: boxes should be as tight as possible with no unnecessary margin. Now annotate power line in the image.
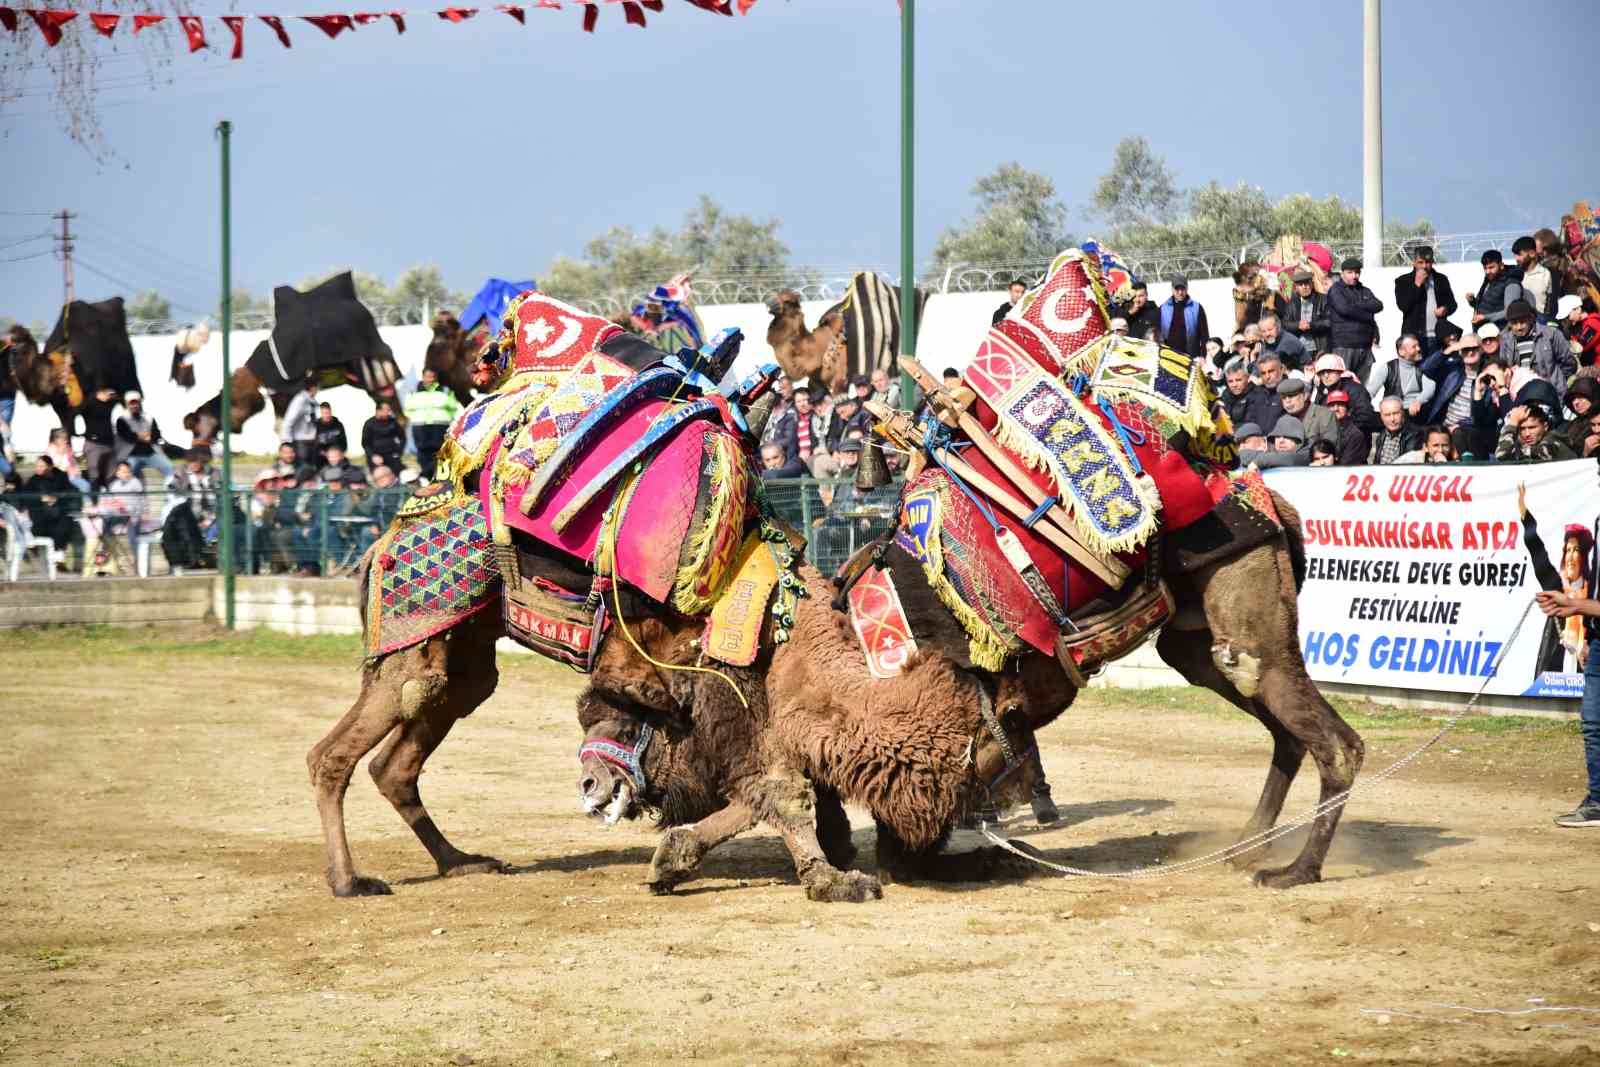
[0,233,50,250]
[0,249,53,264]
[75,258,210,316]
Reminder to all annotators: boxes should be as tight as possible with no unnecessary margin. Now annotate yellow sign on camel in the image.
[703,535,779,667]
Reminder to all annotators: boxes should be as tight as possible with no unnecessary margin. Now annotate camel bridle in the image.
[579,721,656,796]
[968,687,1037,800]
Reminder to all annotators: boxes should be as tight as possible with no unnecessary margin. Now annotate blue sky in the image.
[1,0,1590,323]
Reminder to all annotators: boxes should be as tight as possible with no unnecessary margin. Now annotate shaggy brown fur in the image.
[764,291,847,394]
[424,312,478,405]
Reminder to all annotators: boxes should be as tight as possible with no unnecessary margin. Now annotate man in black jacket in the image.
[313,402,348,466]
[1394,246,1458,359]
[360,400,407,473]
[1323,389,1374,466]
[77,387,120,490]
[1220,361,1276,433]
[1120,281,1161,341]
[1327,258,1385,381]
[992,280,1026,326]
[1282,270,1332,356]
[1467,249,1525,330]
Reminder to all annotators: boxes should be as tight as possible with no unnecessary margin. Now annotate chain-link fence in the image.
[761,477,903,576]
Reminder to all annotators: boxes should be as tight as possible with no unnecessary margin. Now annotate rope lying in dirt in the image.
[979,598,1541,881]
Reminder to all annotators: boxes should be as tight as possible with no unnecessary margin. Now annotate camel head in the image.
[764,289,803,323]
[4,324,56,405]
[963,683,1044,816]
[577,713,667,825]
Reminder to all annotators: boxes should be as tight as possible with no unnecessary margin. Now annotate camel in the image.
[307,550,1032,901]
[422,311,478,405]
[764,291,847,394]
[579,495,1367,895]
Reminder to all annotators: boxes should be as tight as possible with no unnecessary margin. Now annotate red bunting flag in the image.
[621,2,645,27]
[582,2,597,31]
[682,0,731,13]
[0,7,19,34]
[178,14,206,51]
[302,14,354,38]
[389,11,406,31]
[353,12,383,24]
[30,10,77,46]
[640,0,663,10]
[537,0,561,7]
[89,12,118,36]
[222,15,245,58]
[738,0,755,12]
[133,13,164,33]
[260,14,292,46]
[437,7,477,21]
[496,4,525,23]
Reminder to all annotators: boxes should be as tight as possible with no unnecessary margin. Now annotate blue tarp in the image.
[460,277,537,333]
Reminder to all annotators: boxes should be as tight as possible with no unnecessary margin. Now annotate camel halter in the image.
[968,687,1037,798]
[579,721,656,796]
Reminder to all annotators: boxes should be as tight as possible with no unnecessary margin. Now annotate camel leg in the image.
[813,782,858,870]
[1156,626,1307,870]
[307,659,411,898]
[645,800,758,895]
[366,635,503,879]
[751,768,881,903]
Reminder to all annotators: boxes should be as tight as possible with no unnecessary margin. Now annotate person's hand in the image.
[1407,400,1421,418]
[1414,266,1429,285]
[1506,405,1528,426]
[41,495,56,506]
[1434,306,1448,319]
[96,388,117,402]
[1472,313,1485,326]
[1466,293,1477,307]
[1537,590,1582,618]
[1516,482,1527,519]
[1299,319,1311,331]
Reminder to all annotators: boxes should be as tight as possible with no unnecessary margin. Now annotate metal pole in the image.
[897,0,917,408]
[1362,0,1383,269]
[217,120,235,628]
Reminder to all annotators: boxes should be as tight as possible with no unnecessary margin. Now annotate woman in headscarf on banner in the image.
[1519,483,1597,674]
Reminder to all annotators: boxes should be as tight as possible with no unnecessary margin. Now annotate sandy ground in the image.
[2,625,1599,1066]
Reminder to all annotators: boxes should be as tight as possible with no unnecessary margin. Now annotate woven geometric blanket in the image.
[366,488,501,657]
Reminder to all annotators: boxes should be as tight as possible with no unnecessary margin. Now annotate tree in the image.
[930,163,1072,272]
[391,264,466,314]
[126,290,171,322]
[678,195,789,276]
[1091,137,1181,233]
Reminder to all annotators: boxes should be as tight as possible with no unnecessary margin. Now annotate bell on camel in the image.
[856,439,892,490]
[743,390,777,443]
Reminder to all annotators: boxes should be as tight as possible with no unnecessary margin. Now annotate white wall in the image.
[8,261,1487,456]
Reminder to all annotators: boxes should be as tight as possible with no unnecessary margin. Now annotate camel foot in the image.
[439,855,507,879]
[803,868,883,903]
[332,875,393,898]
[1226,849,1267,873]
[645,827,705,895]
[1252,863,1321,890]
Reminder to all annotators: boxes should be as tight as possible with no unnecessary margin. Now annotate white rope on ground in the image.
[979,597,1542,881]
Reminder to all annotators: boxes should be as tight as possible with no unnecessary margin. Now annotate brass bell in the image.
[743,391,776,443]
[856,438,892,490]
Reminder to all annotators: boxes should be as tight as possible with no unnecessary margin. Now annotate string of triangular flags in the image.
[0,0,757,55]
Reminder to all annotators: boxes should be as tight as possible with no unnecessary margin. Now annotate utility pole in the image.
[897,0,917,409]
[1362,0,1383,270]
[54,209,76,305]
[217,120,235,629]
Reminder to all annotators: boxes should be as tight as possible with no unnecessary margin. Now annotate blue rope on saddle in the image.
[1095,396,1147,477]
[1023,495,1058,529]
[924,422,1003,535]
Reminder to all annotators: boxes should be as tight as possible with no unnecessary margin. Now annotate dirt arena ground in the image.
[3,625,1599,1066]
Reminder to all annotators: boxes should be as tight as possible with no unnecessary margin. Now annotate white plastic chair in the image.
[1,503,61,581]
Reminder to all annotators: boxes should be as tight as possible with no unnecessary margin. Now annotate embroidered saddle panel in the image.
[366,489,501,658]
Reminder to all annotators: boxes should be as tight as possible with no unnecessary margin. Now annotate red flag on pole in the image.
[89,12,119,36]
[438,8,478,21]
[259,15,292,46]
[496,5,525,23]
[582,2,597,31]
[133,13,164,33]
[621,2,645,27]
[29,10,76,46]
[388,12,406,31]
[177,14,206,51]
[222,15,245,58]
[302,14,354,38]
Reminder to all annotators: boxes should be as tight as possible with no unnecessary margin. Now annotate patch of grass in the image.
[1,624,363,663]
[25,948,78,971]
[1076,685,1576,737]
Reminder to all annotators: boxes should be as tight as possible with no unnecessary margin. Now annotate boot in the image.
[1031,780,1059,825]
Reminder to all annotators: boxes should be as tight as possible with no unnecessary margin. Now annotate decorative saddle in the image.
[366,292,801,670]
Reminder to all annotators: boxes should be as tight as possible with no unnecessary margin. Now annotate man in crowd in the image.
[1425,332,1488,457]
[1327,258,1384,381]
[1311,352,1380,434]
[1504,299,1577,400]
[1368,334,1436,420]
[1254,354,1287,428]
[760,442,806,480]
[1497,402,1574,463]
[1561,294,1600,369]
[114,390,175,481]
[869,367,900,410]
[283,379,321,469]
[1109,316,1129,336]
[1468,250,1525,330]
[1282,270,1331,357]
[1258,313,1308,371]
[1323,389,1372,466]
[1533,583,1600,827]
[1421,426,1455,463]
[1221,360,1275,435]
[1373,397,1423,464]
[992,279,1027,325]
[1394,246,1458,359]
[403,366,461,481]
[1158,275,1210,360]
[76,385,120,490]
[1278,378,1335,452]
[314,401,347,466]
[1564,379,1600,454]
[1513,236,1554,320]
[1122,280,1160,340]
[1236,419,1306,468]
[360,399,407,475]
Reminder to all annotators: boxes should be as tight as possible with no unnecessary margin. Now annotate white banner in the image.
[1263,459,1600,699]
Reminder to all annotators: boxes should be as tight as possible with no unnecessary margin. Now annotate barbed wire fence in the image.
[117,228,1527,335]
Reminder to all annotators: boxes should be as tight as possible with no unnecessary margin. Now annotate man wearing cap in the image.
[1504,299,1577,400]
[1323,389,1373,466]
[1496,402,1574,463]
[114,390,175,481]
[1282,270,1331,357]
[1278,378,1335,452]
[1157,275,1210,361]
[1327,258,1385,382]
[1236,417,1307,468]
[1311,352,1381,434]
[1427,332,1489,456]
[1394,246,1458,360]
[1257,313,1308,371]
[1467,250,1525,330]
